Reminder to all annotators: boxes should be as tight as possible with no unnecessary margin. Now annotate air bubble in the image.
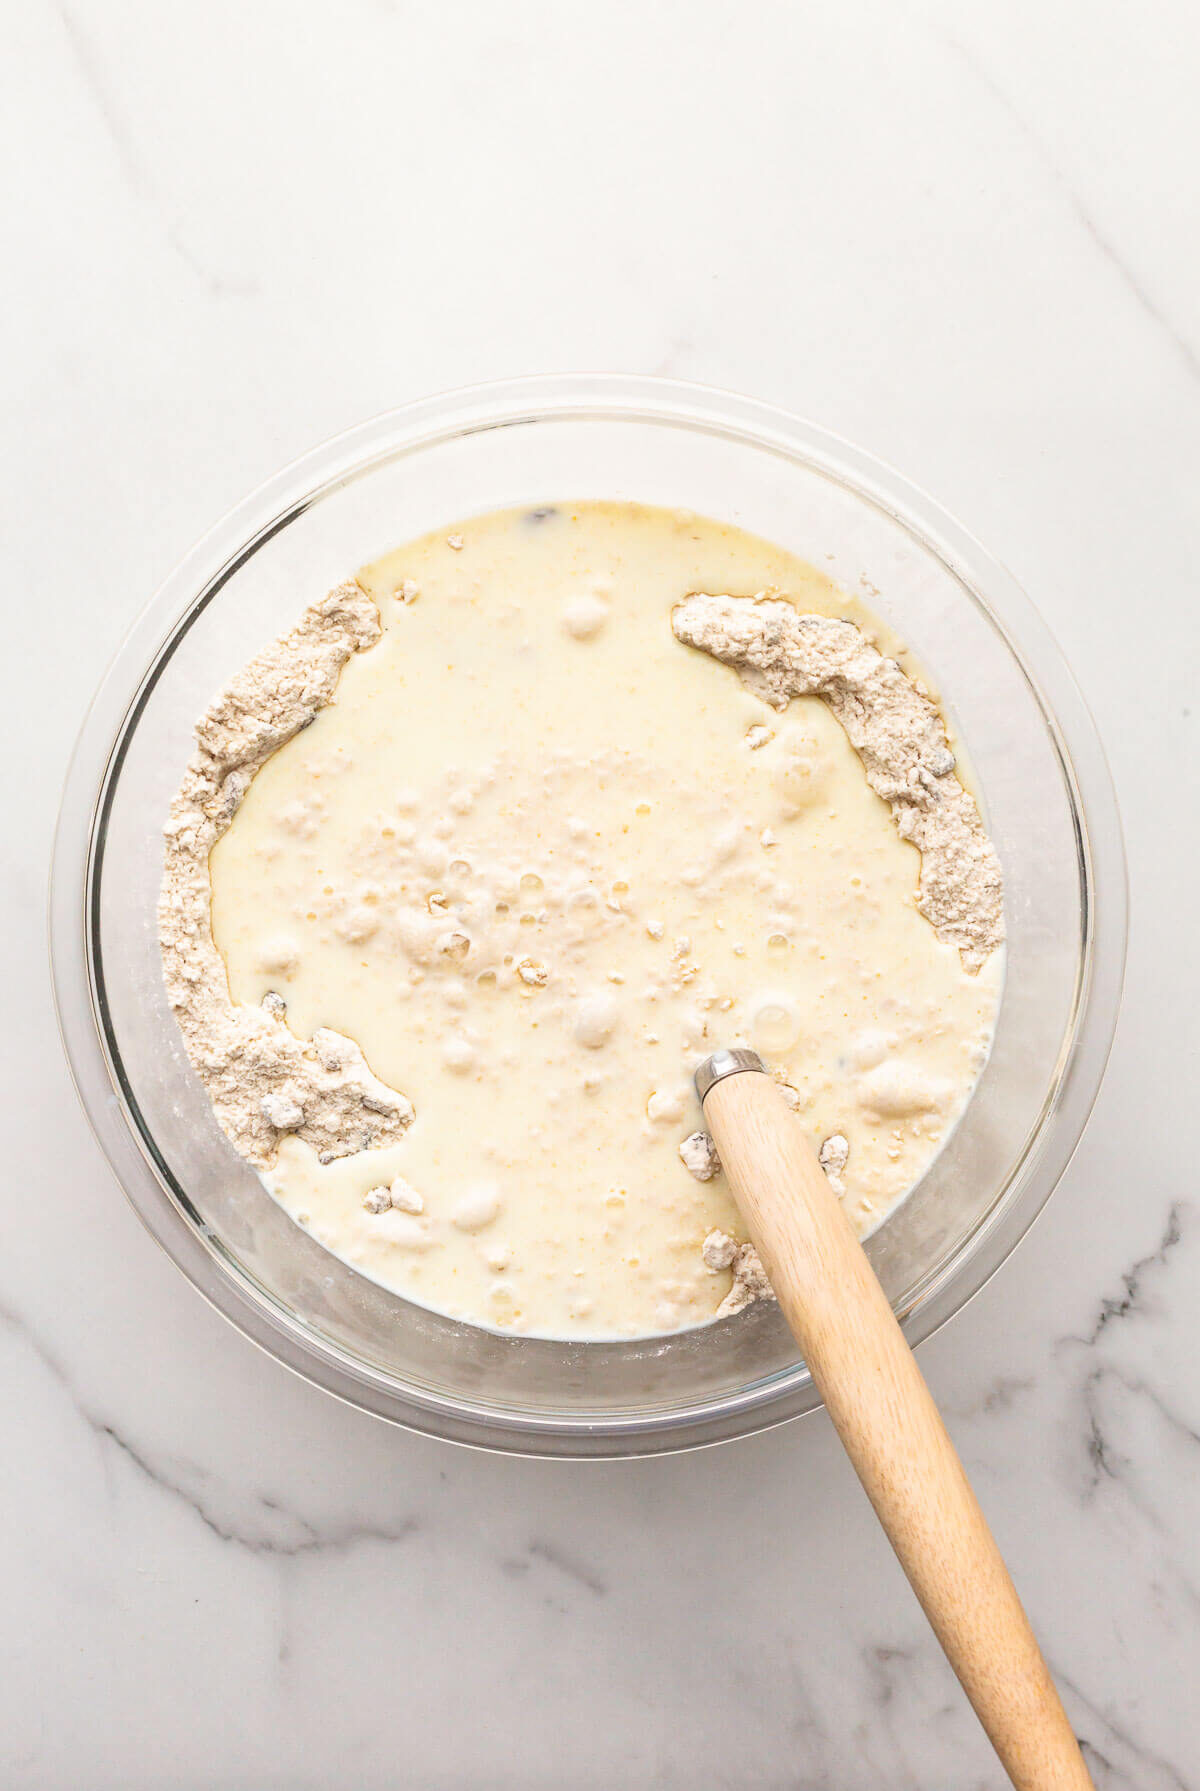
[751,995,803,1054]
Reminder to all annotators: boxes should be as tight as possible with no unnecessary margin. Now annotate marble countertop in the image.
[4,2,1197,1785]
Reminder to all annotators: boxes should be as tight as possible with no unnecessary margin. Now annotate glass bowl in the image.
[50,375,1126,1457]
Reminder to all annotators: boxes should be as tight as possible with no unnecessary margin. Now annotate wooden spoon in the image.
[697,1047,1094,1791]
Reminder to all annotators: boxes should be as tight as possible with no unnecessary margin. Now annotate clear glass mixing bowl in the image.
[50,376,1126,1456]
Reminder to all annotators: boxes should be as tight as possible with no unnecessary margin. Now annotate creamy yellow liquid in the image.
[210,503,1001,1338]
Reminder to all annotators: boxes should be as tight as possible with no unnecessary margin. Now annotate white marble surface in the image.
[3,2,1198,1784]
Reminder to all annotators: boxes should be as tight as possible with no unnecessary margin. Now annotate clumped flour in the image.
[159,583,414,1166]
[671,593,1004,972]
[160,503,1003,1337]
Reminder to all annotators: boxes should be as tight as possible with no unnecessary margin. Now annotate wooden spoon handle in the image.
[701,1062,1093,1791]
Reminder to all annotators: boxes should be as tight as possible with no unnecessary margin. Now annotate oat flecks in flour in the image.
[158,580,415,1168]
[671,593,1005,971]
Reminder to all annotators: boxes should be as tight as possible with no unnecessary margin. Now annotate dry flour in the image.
[159,581,415,1168]
[671,592,1004,972]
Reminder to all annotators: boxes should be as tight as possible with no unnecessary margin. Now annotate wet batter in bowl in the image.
[160,502,1003,1338]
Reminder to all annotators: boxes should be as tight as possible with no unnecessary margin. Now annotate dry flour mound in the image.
[671,593,1004,971]
[159,581,414,1168]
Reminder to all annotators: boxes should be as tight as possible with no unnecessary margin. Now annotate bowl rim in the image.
[49,373,1128,1457]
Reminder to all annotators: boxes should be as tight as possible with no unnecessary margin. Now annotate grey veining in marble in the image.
[2,1,1197,1785]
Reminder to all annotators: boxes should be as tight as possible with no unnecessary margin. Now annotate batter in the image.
[169,502,1003,1338]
